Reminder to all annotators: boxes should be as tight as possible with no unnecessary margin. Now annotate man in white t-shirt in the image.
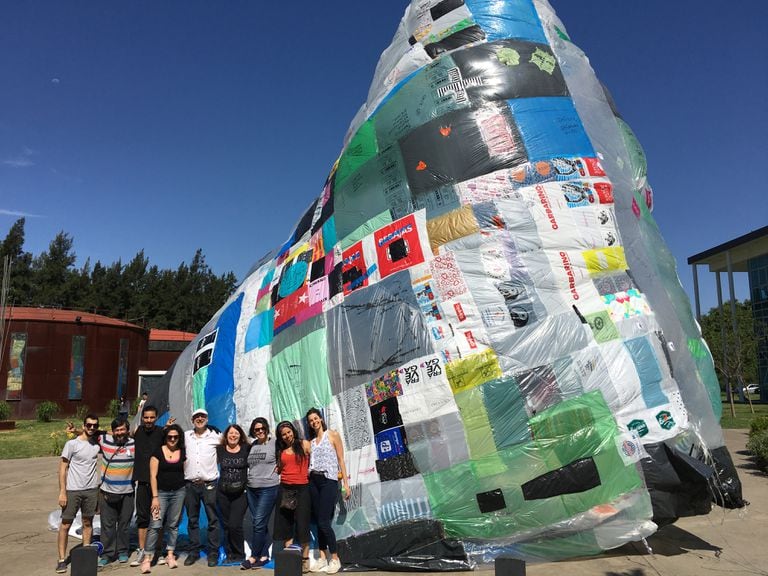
[56,414,101,574]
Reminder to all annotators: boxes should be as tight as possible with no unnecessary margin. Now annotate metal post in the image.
[716,272,734,416]
[692,263,701,323]
[726,251,748,408]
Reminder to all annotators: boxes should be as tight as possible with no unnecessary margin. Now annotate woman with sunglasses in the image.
[274,421,311,572]
[142,424,186,573]
[216,424,250,565]
[240,417,279,570]
[306,409,349,574]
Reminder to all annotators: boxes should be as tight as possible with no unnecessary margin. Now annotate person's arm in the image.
[64,422,76,438]
[330,430,350,498]
[302,439,311,455]
[58,458,70,508]
[149,455,160,516]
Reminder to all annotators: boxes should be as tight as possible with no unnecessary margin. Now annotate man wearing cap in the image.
[183,408,222,567]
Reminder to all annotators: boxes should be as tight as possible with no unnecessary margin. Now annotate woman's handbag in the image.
[280,487,299,510]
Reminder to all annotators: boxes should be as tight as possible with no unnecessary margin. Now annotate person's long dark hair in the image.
[162,424,186,458]
[275,420,306,471]
[305,407,327,439]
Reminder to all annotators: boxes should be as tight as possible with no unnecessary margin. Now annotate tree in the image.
[31,232,77,307]
[700,300,762,395]
[0,222,237,332]
[0,218,34,306]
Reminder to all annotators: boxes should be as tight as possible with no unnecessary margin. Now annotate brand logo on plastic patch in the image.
[655,410,675,431]
[621,439,638,458]
[627,419,649,437]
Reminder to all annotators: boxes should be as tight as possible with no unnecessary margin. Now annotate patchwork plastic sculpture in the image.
[155,0,743,568]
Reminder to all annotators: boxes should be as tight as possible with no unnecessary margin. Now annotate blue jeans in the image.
[145,487,185,554]
[185,480,220,555]
[246,485,278,559]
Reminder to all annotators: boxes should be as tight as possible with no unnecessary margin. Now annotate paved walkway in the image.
[1,429,765,576]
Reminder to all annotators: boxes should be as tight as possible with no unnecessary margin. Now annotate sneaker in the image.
[325,559,341,575]
[184,553,199,566]
[157,553,166,565]
[56,559,67,573]
[207,555,218,567]
[118,553,129,563]
[310,557,328,572]
[98,557,109,569]
[130,549,145,567]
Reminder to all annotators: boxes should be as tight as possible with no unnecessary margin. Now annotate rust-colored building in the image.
[1,308,194,419]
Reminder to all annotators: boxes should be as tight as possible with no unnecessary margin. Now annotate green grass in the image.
[0,419,75,459]
[720,396,768,429]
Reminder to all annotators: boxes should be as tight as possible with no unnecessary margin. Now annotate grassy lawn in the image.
[0,419,77,459]
[720,395,768,429]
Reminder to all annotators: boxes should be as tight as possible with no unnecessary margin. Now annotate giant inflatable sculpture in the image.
[153,0,744,568]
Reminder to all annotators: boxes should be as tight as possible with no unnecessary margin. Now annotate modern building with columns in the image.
[688,225,768,400]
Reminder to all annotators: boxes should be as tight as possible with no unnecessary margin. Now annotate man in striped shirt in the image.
[96,419,136,568]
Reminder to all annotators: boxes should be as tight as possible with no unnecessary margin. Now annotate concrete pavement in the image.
[0,428,765,576]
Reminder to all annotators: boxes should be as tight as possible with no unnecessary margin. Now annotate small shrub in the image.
[0,401,12,421]
[746,429,768,472]
[749,416,768,436]
[50,431,64,455]
[106,399,120,419]
[131,397,141,415]
[36,400,60,423]
[74,404,90,421]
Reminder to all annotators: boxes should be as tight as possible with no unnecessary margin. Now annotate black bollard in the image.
[70,545,97,576]
[495,556,526,576]
[275,547,303,576]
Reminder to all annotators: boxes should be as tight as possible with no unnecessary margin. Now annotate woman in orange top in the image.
[274,421,311,572]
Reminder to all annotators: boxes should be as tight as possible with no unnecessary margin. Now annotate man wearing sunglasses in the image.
[130,404,175,568]
[55,414,101,573]
[183,408,222,567]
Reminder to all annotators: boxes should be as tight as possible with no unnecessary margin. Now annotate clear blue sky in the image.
[1,1,766,314]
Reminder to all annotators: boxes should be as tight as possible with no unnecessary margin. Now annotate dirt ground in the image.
[1,428,765,576]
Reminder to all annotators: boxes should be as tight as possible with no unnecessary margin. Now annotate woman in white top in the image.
[305,408,349,575]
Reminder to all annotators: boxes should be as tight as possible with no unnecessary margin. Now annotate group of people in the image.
[55,403,349,575]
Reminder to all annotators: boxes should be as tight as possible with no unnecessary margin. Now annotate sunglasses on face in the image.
[167,435,180,440]
[85,423,98,429]
[253,427,265,433]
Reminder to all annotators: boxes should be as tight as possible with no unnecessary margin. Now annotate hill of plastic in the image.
[152,0,744,568]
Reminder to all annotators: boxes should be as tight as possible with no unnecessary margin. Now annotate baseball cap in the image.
[192,408,208,418]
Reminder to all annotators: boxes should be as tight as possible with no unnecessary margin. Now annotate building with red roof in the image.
[1,307,195,419]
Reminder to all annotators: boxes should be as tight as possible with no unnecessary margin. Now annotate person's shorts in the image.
[273,484,311,544]
[61,488,99,523]
[135,482,152,528]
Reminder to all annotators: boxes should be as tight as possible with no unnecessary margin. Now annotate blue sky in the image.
[1,0,766,314]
